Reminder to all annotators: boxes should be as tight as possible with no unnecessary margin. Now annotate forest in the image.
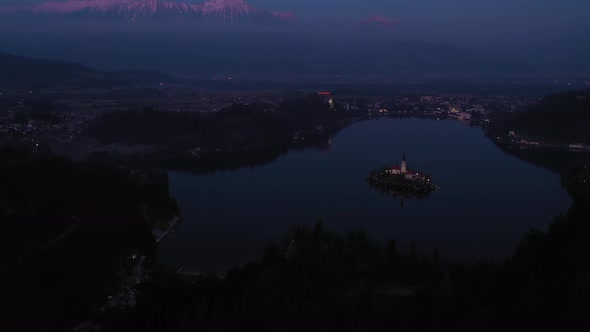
[496,89,590,144]
[1,152,589,332]
[102,166,590,332]
[0,149,178,331]
[85,94,359,151]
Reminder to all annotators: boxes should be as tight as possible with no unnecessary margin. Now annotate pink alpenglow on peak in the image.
[0,0,299,24]
[22,0,202,15]
[359,15,399,29]
[272,11,299,23]
[32,0,148,13]
[201,0,259,21]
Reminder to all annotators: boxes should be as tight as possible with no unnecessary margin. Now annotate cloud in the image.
[272,10,299,23]
[358,15,398,29]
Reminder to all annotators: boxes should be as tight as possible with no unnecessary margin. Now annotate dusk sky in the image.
[4,0,589,37]
[1,0,589,77]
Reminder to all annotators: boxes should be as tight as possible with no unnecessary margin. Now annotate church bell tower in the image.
[401,154,407,174]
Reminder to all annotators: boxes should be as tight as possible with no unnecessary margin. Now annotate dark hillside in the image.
[0,52,120,88]
[510,89,590,143]
[0,149,178,331]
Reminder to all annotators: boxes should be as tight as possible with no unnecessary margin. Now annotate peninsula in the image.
[367,154,439,198]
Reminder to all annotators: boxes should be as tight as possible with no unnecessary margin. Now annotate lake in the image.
[159,118,571,273]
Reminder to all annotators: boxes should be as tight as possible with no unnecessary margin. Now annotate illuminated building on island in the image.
[387,154,428,182]
[366,153,437,200]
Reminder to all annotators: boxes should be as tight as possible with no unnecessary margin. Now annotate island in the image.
[367,154,439,199]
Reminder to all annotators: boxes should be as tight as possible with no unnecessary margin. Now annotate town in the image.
[1,84,589,161]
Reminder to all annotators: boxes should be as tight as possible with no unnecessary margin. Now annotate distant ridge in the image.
[0,52,177,88]
[0,52,112,88]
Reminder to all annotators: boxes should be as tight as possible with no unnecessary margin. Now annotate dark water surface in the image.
[160,118,571,272]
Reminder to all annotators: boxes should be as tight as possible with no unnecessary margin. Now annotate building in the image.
[458,112,472,120]
[387,154,428,181]
[328,97,335,110]
[569,143,587,150]
[404,170,426,181]
[388,154,407,175]
[401,154,407,173]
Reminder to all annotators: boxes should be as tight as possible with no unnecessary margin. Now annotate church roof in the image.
[402,153,406,162]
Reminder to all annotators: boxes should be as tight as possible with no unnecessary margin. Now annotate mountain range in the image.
[0,0,297,23]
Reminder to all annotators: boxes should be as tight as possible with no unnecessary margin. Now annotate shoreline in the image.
[152,215,180,244]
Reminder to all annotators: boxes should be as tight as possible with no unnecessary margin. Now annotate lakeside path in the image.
[152,215,179,244]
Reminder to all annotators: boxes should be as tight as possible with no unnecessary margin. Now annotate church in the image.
[388,154,427,181]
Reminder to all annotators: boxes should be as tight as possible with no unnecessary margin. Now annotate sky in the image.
[266,0,588,46]
[1,0,589,78]
[3,0,589,47]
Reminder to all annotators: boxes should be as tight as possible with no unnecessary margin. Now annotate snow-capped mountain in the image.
[201,0,257,21]
[1,0,296,23]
